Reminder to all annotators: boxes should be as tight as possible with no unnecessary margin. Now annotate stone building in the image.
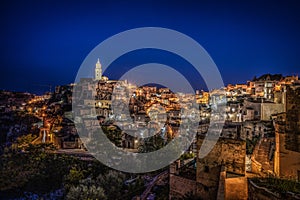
[94,58,102,80]
[196,137,246,199]
[242,99,262,121]
[251,74,283,101]
[241,120,274,140]
[169,136,247,199]
[274,85,300,181]
[261,102,284,121]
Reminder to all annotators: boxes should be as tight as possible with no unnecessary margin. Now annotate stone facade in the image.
[196,137,246,199]
[261,102,284,121]
[225,175,247,200]
[251,136,275,176]
[169,137,247,199]
[242,99,261,121]
[197,137,246,175]
[241,120,273,140]
[274,85,300,180]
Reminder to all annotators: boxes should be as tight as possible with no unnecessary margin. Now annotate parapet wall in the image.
[248,179,300,200]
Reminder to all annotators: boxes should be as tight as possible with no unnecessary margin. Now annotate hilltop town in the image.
[0,60,299,199]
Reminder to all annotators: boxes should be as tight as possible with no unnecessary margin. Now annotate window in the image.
[204,166,209,173]
[204,186,209,191]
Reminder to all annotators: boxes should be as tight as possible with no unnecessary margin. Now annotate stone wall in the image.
[248,179,300,200]
[196,137,246,199]
[261,103,284,121]
[225,176,247,200]
[217,167,226,200]
[251,137,274,176]
[170,137,247,199]
[196,165,222,199]
[243,100,261,120]
[197,138,246,175]
[274,131,300,180]
[274,86,300,180]
[285,86,300,152]
[251,158,262,175]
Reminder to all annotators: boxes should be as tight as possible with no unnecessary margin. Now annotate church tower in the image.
[95,58,102,80]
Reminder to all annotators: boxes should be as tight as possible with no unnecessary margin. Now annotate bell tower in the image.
[95,58,102,80]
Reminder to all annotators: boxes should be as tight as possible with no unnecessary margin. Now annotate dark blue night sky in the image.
[0,0,299,94]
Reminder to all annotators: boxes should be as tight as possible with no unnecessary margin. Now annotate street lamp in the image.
[42,113,46,127]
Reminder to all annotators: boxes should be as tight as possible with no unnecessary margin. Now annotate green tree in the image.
[16,134,37,149]
[67,182,106,200]
[96,170,126,199]
[138,135,165,153]
[101,125,123,147]
[63,167,85,192]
